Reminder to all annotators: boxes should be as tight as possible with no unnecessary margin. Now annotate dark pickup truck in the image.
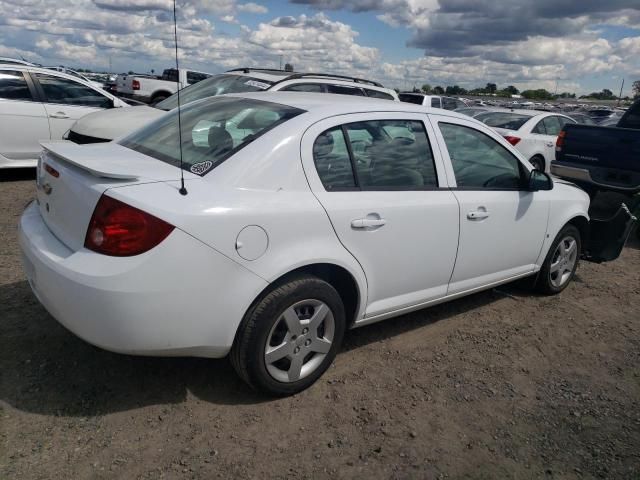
[551,99,640,196]
[552,99,639,244]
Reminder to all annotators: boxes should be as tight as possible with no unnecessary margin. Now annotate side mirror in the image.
[528,169,553,191]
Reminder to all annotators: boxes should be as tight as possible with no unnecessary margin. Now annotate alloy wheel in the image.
[549,236,578,288]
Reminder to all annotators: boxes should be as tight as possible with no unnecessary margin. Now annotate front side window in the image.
[442,97,458,110]
[121,97,304,176]
[439,122,524,189]
[280,83,324,93]
[313,119,438,190]
[431,97,441,108]
[35,74,111,108]
[0,70,33,101]
[155,74,274,111]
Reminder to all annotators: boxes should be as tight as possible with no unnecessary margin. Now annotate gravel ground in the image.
[1,170,639,479]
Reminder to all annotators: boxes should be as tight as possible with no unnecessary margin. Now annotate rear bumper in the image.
[551,163,640,194]
[18,202,267,358]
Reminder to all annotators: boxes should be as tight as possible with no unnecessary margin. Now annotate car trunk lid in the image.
[36,141,195,252]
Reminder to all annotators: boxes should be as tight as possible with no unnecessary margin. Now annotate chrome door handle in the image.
[49,112,69,119]
[467,210,490,220]
[351,217,386,228]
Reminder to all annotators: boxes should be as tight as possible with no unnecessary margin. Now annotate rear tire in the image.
[529,155,545,172]
[535,225,581,295]
[150,94,168,105]
[231,275,346,396]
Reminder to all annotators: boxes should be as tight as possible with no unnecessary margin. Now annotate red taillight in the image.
[504,135,521,146]
[84,195,174,256]
[131,79,140,90]
[556,130,566,151]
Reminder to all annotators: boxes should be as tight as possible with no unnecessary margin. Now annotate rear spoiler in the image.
[40,141,140,180]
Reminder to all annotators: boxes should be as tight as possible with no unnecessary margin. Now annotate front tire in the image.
[535,225,581,294]
[231,275,346,396]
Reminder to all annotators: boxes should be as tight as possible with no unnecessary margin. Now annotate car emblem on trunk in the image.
[43,183,52,195]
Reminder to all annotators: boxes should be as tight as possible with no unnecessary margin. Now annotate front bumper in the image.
[18,202,267,357]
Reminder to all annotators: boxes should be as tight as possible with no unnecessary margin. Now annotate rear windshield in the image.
[398,94,424,105]
[120,96,304,176]
[477,112,531,130]
[155,74,274,111]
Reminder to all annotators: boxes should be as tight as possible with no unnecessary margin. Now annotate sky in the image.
[0,0,639,96]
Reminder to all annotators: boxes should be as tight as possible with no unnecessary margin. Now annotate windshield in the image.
[155,74,274,111]
[477,112,531,130]
[120,96,304,176]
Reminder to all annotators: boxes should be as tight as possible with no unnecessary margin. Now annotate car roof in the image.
[226,68,384,88]
[223,91,470,120]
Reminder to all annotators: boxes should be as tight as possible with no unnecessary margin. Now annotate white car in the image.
[0,65,128,169]
[42,66,105,90]
[21,93,617,395]
[398,93,468,110]
[66,68,399,144]
[475,110,577,172]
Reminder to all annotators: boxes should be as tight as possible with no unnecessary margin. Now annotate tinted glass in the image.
[186,71,210,84]
[619,103,640,129]
[313,127,356,190]
[163,69,179,82]
[431,98,441,108]
[532,120,546,134]
[480,113,531,130]
[121,97,304,176]
[326,84,365,96]
[35,74,111,107]
[156,74,274,111]
[439,123,523,189]
[0,70,33,101]
[346,120,437,189]
[398,93,424,105]
[542,116,562,136]
[365,89,394,100]
[281,83,324,93]
[442,97,457,110]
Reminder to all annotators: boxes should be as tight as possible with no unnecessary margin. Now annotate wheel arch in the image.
[567,215,590,252]
[150,90,171,101]
[246,262,364,329]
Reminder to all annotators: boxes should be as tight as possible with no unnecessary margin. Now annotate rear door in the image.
[430,114,549,293]
[301,112,459,317]
[0,69,50,163]
[32,72,112,140]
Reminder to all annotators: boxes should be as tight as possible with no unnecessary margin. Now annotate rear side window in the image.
[480,113,530,130]
[121,96,304,176]
[313,120,438,190]
[542,116,562,136]
[0,70,33,101]
[326,84,365,96]
[431,98,441,108]
[280,83,324,93]
[398,94,424,105]
[365,89,394,100]
[186,71,210,84]
[532,120,546,134]
[35,74,111,108]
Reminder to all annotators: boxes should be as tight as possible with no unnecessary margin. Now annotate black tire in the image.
[529,155,545,172]
[150,94,168,105]
[231,275,346,396]
[535,224,581,295]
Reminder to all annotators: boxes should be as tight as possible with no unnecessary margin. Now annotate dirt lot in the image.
[1,170,639,479]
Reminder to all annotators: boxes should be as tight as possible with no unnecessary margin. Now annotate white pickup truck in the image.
[115,68,211,105]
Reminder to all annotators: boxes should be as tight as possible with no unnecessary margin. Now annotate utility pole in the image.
[618,78,625,106]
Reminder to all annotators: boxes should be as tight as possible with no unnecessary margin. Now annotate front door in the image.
[301,113,460,317]
[0,69,50,163]
[430,115,550,294]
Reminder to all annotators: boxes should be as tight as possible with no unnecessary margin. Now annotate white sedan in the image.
[20,93,612,395]
[475,110,576,172]
[0,65,128,169]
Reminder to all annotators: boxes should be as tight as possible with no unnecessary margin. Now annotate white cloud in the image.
[238,2,267,14]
